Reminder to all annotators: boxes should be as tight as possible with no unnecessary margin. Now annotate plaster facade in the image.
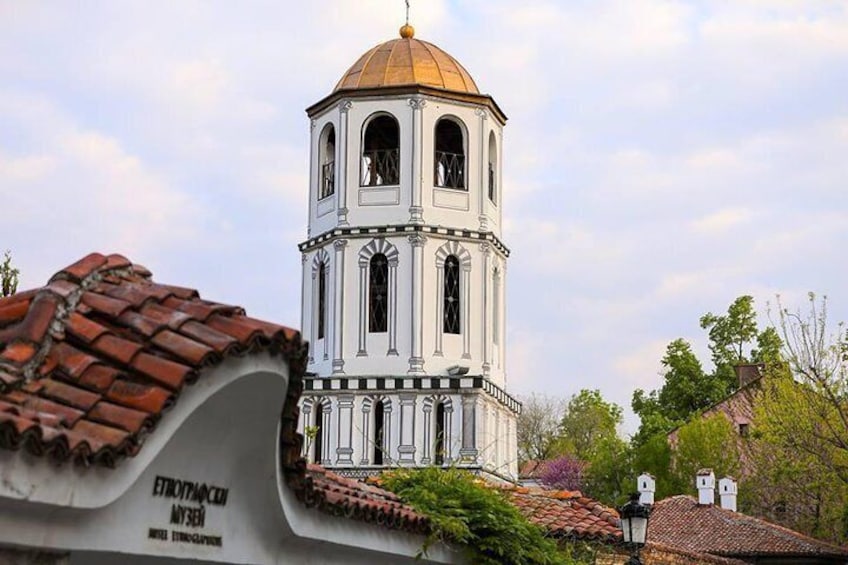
[297,50,520,481]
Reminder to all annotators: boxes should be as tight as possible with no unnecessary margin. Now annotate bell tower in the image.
[298,24,519,481]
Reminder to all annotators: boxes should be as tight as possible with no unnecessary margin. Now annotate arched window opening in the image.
[319,124,336,199]
[373,401,385,465]
[434,402,446,465]
[488,131,497,203]
[361,115,400,186]
[369,253,388,333]
[434,118,465,189]
[444,255,461,334]
[317,264,326,339]
[313,403,324,463]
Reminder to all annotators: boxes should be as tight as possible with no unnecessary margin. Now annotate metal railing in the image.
[361,149,400,186]
[320,161,335,199]
[435,151,466,189]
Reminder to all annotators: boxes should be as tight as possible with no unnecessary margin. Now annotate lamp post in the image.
[619,492,651,565]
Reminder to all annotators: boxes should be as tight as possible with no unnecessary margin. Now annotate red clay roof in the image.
[0,253,306,467]
[507,486,621,542]
[293,464,428,534]
[650,495,848,559]
[0,253,429,536]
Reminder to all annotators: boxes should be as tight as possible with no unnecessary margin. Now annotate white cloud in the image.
[691,208,753,234]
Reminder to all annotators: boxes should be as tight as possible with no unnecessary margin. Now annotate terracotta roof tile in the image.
[289,464,429,534]
[0,252,306,467]
[506,487,621,542]
[650,495,848,559]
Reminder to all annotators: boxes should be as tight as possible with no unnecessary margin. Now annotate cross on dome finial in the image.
[400,0,414,38]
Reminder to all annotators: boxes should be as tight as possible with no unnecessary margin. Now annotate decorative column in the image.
[444,404,454,464]
[337,100,352,226]
[421,402,432,464]
[461,259,472,359]
[397,394,417,464]
[387,255,399,355]
[307,255,315,364]
[332,239,348,374]
[300,402,312,457]
[320,401,332,466]
[500,263,507,375]
[360,401,371,465]
[475,107,489,232]
[357,255,368,357]
[308,119,316,236]
[460,395,478,463]
[408,97,426,224]
[480,243,492,375]
[335,394,354,465]
[408,233,426,374]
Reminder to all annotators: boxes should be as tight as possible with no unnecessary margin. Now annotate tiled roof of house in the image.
[650,495,848,559]
[507,487,621,542]
[0,253,431,536]
[296,464,428,534]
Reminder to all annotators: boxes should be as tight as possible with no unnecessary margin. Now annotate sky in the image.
[2,1,847,433]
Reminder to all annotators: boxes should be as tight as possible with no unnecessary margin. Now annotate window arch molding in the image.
[311,248,331,362]
[361,395,394,465]
[318,122,336,200]
[357,238,400,356]
[434,241,472,358]
[433,115,468,190]
[301,396,332,465]
[360,112,400,187]
[423,395,454,465]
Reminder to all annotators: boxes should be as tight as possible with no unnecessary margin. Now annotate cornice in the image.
[298,224,510,257]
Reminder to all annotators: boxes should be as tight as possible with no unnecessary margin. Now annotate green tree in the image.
[632,339,723,444]
[559,389,622,461]
[632,433,674,500]
[671,412,740,492]
[1,250,19,297]
[583,434,632,506]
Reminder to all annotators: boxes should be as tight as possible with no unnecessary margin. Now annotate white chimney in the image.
[637,473,656,505]
[719,477,738,512]
[696,469,715,506]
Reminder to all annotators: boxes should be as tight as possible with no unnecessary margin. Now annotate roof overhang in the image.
[306,85,508,125]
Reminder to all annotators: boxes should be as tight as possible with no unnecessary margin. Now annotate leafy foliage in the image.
[560,389,622,460]
[632,296,782,444]
[672,412,739,492]
[1,250,19,297]
[381,467,570,565]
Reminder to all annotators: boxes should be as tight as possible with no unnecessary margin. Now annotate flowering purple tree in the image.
[538,455,587,491]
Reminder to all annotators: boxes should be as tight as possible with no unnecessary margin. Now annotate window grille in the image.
[488,161,495,201]
[361,149,399,186]
[435,151,466,189]
[434,402,446,465]
[444,256,460,334]
[373,401,385,465]
[369,254,388,332]
[320,161,335,199]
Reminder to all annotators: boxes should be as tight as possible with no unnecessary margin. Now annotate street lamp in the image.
[619,492,651,565]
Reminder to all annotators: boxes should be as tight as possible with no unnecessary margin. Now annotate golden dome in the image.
[334,31,479,94]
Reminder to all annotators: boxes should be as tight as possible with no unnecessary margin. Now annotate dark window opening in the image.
[444,256,460,334]
[373,401,385,465]
[369,253,388,333]
[320,125,336,199]
[317,265,326,339]
[434,403,446,465]
[314,403,324,463]
[739,423,750,437]
[487,131,497,202]
[361,115,400,186]
[434,119,465,189]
